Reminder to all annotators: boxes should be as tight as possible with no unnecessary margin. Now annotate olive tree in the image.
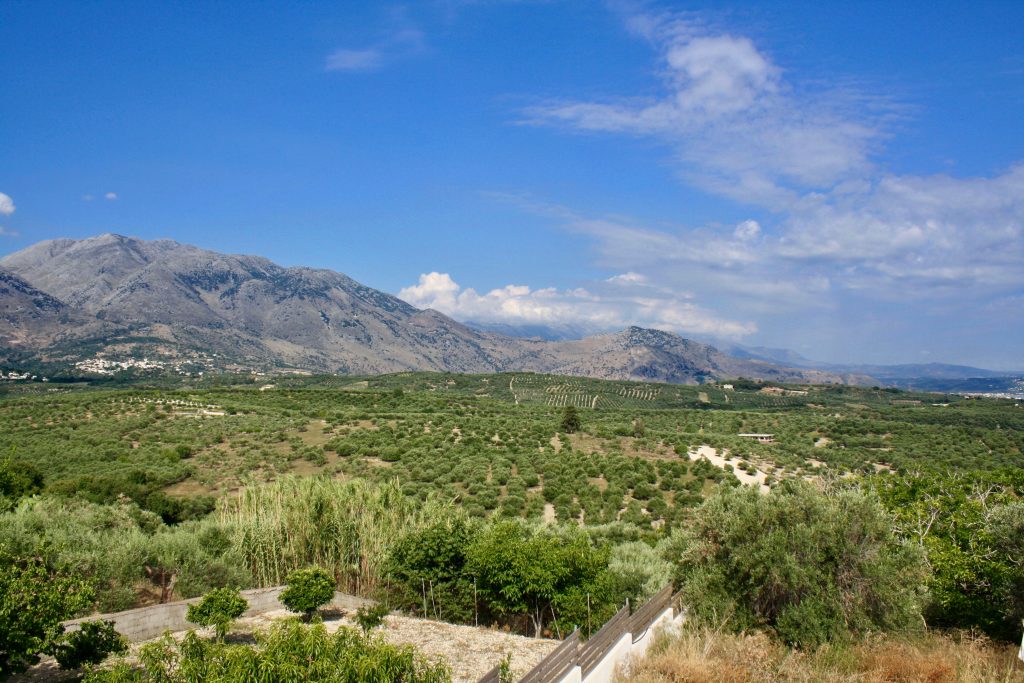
[666,481,929,648]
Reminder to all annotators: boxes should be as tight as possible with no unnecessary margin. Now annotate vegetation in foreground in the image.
[85,620,450,683]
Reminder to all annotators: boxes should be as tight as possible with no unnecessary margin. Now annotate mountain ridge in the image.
[0,234,844,384]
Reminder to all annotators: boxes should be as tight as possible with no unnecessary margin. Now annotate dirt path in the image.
[689,445,770,493]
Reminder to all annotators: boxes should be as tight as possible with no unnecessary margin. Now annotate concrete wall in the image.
[63,587,373,643]
[544,610,684,683]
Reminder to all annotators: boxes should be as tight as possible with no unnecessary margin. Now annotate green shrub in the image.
[354,603,390,635]
[186,588,248,642]
[385,514,476,623]
[0,548,94,679]
[83,621,449,682]
[280,567,335,621]
[466,520,611,637]
[666,481,929,648]
[54,620,128,670]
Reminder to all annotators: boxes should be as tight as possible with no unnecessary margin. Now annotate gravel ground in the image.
[16,609,559,683]
[237,609,559,682]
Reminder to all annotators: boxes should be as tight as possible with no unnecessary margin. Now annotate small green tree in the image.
[53,620,128,670]
[186,588,247,642]
[354,603,390,635]
[466,520,609,637]
[280,567,335,622]
[559,406,581,434]
[385,514,477,622]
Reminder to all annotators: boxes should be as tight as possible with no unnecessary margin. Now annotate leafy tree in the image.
[0,548,94,679]
[605,541,673,605]
[354,603,390,635]
[559,406,581,434]
[280,567,335,622]
[385,515,477,622]
[466,520,609,637]
[666,481,929,648]
[186,588,247,642]
[871,470,1024,640]
[53,620,128,670]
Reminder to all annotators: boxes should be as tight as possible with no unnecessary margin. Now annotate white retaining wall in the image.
[62,587,373,642]
[541,608,684,683]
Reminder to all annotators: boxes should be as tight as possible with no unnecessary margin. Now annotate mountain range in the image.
[0,234,856,385]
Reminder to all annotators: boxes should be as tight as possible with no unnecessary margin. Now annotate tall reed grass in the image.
[217,476,449,594]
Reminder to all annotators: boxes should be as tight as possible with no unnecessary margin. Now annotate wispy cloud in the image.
[524,10,893,208]
[325,27,425,73]
[104,192,118,201]
[0,226,19,238]
[0,193,14,216]
[513,7,1024,352]
[398,270,756,338]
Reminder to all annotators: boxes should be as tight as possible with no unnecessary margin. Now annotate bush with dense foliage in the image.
[559,406,581,434]
[667,481,930,648]
[871,470,1024,640]
[385,513,477,623]
[280,567,336,621]
[466,519,611,637]
[0,456,43,511]
[186,588,248,642]
[53,620,128,671]
[0,547,94,679]
[84,620,450,683]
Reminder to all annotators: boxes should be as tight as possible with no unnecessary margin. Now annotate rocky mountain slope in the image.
[0,234,843,384]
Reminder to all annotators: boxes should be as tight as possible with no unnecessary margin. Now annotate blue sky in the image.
[1,1,1022,369]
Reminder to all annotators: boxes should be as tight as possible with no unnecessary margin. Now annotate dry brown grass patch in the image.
[621,628,1024,683]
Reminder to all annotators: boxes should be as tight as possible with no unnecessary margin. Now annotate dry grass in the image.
[621,627,1024,683]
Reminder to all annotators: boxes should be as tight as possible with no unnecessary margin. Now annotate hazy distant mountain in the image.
[716,340,1015,385]
[0,234,844,384]
[464,320,600,342]
[715,342,818,368]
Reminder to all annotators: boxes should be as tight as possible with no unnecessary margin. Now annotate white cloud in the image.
[515,6,1024,340]
[0,193,14,216]
[606,271,648,285]
[733,219,761,241]
[104,192,118,200]
[326,48,384,72]
[325,27,425,72]
[524,12,887,207]
[398,271,755,338]
[82,194,95,202]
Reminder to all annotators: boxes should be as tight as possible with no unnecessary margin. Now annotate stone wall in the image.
[63,587,373,643]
